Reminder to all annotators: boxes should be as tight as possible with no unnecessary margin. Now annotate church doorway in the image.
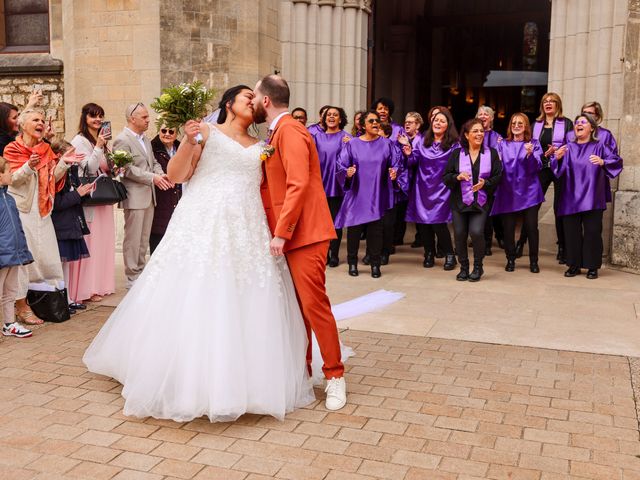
[370,0,552,133]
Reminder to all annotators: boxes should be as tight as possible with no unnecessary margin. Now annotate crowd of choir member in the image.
[301,91,623,281]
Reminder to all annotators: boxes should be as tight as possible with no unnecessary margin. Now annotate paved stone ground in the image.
[2,305,640,480]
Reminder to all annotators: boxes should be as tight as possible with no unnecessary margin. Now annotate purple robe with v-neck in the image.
[311,129,352,197]
[491,139,545,216]
[405,140,459,224]
[551,141,623,216]
[334,136,402,228]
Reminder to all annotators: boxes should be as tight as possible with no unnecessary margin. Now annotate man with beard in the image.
[252,75,347,411]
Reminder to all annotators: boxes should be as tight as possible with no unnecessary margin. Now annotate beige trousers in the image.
[123,204,155,282]
[1,266,20,324]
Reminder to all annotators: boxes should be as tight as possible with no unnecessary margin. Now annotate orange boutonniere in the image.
[260,144,276,162]
[342,136,351,143]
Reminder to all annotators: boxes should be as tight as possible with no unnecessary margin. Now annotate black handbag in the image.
[79,163,128,207]
[27,288,71,323]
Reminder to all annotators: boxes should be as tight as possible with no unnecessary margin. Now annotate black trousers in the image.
[452,210,487,264]
[502,205,540,261]
[562,209,603,270]
[347,219,384,266]
[519,168,564,249]
[393,200,409,245]
[416,223,453,257]
[382,206,397,255]
[149,233,164,255]
[326,196,343,259]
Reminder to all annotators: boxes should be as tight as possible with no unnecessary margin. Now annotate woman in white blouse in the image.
[69,103,116,304]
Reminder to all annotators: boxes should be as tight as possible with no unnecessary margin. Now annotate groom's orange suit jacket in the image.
[260,114,337,252]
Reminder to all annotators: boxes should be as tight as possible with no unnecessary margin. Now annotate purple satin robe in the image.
[312,129,352,197]
[483,129,503,151]
[405,141,459,224]
[533,119,568,147]
[307,123,324,136]
[551,141,623,216]
[491,140,545,216]
[334,137,402,228]
[389,122,404,141]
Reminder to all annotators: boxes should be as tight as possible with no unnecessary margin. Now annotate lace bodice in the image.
[143,125,284,288]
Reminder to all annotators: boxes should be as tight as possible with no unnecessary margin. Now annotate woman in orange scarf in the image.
[4,109,81,324]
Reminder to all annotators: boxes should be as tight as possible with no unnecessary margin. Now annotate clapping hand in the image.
[28,154,41,169]
[472,177,485,192]
[555,145,568,160]
[524,142,534,156]
[61,151,85,165]
[153,174,174,190]
[544,145,557,158]
[397,134,410,146]
[401,145,411,156]
[389,168,397,181]
[589,154,604,166]
[456,171,471,182]
[76,183,94,197]
[346,165,357,178]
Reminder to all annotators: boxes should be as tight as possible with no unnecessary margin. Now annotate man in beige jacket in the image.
[114,103,172,288]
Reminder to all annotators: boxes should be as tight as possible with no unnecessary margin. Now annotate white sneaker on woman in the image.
[325,377,347,410]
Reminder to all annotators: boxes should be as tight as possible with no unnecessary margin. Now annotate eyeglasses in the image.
[367,118,380,124]
[510,121,525,126]
[161,128,175,135]
[129,102,144,117]
[543,99,557,104]
[574,119,590,126]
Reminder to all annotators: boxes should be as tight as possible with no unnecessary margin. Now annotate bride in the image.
[83,85,316,422]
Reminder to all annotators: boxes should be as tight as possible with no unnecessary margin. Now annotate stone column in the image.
[546,0,627,258]
[281,0,371,121]
[611,1,640,271]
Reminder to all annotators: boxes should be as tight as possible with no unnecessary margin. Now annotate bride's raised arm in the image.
[167,120,210,183]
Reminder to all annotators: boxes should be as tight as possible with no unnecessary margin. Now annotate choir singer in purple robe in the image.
[518,92,573,262]
[312,106,352,267]
[551,114,623,280]
[406,109,459,271]
[334,111,406,278]
[443,119,502,282]
[308,105,330,136]
[492,113,544,273]
[372,97,403,141]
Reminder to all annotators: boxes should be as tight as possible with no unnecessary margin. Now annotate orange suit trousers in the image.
[285,240,344,379]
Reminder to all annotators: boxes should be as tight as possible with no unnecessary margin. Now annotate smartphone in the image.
[100,121,112,140]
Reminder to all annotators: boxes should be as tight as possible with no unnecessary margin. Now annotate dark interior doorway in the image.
[371,0,552,135]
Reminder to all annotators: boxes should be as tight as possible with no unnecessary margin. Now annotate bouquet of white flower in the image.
[151,81,216,143]
[107,150,133,177]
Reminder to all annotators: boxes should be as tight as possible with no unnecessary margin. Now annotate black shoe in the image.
[328,256,339,268]
[362,254,370,265]
[564,266,581,277]
[497,238,505,249]
[423,252,435,268]
[381,254,389,266]
[456,261,469,281]
[69,302,86,310]
[348,264,359,277]
[443,254,457,271]
[485,246,492,256]
[435,248,445,259]
[389,246,396,255]
[69,308,77,315]
[515,241,525,258]
[371,265,381,278]
[468,263,484,282]
[586,269,598,279]
[505,259,515,272]
[530,262,540,273]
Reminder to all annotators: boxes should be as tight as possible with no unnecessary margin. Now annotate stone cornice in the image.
[291,0,371,12]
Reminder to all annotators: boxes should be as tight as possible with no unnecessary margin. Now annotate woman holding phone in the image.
[69,103,116,305]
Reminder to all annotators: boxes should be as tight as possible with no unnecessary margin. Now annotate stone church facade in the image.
[1,0,638,271]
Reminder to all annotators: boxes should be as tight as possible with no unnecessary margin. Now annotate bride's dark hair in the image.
[217,84,252,124]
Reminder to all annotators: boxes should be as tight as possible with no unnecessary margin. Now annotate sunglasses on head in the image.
[161,128,175,134]
[130,102,144,116]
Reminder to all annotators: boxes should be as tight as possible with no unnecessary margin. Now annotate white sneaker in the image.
[324,377,347,411]
[2,322,33,338]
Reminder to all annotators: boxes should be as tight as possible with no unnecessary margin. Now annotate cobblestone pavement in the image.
[2,305,640,480]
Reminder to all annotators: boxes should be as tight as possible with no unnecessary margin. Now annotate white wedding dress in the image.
[83,125,316,422]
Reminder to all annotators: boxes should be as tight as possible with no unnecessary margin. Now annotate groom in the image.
[252,75,347,411]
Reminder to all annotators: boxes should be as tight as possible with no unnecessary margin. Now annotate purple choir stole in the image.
[533,119,566,147]
[459,150,491,206]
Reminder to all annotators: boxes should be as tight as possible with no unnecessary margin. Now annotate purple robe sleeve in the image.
[600,143,623,179]
[524,140,544,175]
[336,140,353,190]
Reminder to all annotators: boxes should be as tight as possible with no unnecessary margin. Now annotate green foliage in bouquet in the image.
[151,81,216,130]
[108,150,134,168]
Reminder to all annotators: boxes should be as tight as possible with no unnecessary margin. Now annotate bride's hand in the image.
[184,120,200,146]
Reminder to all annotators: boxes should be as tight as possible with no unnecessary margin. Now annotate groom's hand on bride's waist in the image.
[270,237,286,256]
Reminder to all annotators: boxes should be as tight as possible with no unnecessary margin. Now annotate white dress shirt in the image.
[125,127,148,154]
